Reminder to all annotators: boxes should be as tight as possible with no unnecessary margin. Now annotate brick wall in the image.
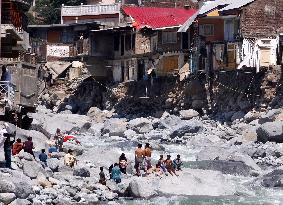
[240,0,283,38]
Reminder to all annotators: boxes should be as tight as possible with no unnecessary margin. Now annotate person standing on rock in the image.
[119,153,128,174]
[23,137,35,158]
[54,128,64,152]
[135,143,144,176]
[99,167,106,185]
[12,138,23,155]
[144,143,152,174]
[39,149,48,167]
[111,163,121,184]
[64,149,77,168]
[164,155,178,176]
[4,133,15,168]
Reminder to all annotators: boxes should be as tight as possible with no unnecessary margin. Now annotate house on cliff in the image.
[179,0,283,73]
[29,4,197,82]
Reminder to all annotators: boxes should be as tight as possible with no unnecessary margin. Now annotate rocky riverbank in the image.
[2,104,283,204]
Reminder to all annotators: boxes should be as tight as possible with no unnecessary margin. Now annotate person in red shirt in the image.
[12,138,23,155]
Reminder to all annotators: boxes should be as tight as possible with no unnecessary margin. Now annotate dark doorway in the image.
[121,64,125,82]
[137,60,145,80]
[121,35,125,56]
[182,33,189,49]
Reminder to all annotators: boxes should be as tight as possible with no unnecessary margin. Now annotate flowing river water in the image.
[77,135,283,205]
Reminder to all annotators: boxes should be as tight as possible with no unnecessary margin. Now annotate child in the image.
[39,149,48,167]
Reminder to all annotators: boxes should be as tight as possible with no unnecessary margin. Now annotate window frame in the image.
[199,24,214,37]
[162,31,177,44]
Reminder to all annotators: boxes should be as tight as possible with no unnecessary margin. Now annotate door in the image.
[182,32,189,49]
[121,35,125,56]
[137,60,145,80]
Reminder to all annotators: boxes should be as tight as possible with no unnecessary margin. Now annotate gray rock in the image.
[0,169,33,198]
[191,160,252,176]
[169,120,203,138]
[231,111,245,122]
[23,160,46,179]
[63,142,84,156]
[158,115,182,129]
[179,109,199,120]
[103,118,127,137]
[9,199,31,205]
[128,118,153,134]
[256,121,283,143]
[73,168,90,177]
[261,170,283,187]
[0,193,16,205]
[244,111,261,123]
[258,109,282,124]
[128,179,157,198]
[88,123,104,136]
[124,129,137,139]
[17,152,34,161]
[47,158,59,172]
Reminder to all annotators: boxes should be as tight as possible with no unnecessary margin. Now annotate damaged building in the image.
[179,0,283,73]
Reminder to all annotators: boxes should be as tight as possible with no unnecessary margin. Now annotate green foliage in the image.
[33,0,87,24]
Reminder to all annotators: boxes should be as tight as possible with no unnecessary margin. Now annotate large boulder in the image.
[191,160,252,176]
[0,193,16,205]
[261,170,283,187]
[128,118,153,134]
[73,167,90,177]
[169,120,203,138]
[256,122,283,143]
[127,178,157,198]
[9,199,31,205]
[23,160,46,179]
[258,109,282,124]
[47,158,60,172]
[127,169,235,198]
[179,109,199,120]
[0,169,33,198]
[63,142,84,156]
[102,118,127,137]
[157,115,182,129]
[30,112,90,137]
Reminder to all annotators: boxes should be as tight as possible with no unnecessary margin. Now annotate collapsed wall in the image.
[41,65,283,118]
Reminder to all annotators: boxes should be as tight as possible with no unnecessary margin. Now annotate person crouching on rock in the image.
[164,155,178,176]
[135,143,144,176]
[111,163,122,184]
[119,153,128,174]
[158,155,167,175]
[12,138,23,155]
[99,167,107,185]
[144,143,152,174]
[23,137,35,158]
[64,149,77,168]
[173,154,183,171]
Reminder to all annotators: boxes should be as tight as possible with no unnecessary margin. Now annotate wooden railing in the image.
[61,3,121,17]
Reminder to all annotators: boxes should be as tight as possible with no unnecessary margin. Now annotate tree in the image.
[33,0,86,24]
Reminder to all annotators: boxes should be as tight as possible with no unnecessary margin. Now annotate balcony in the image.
[61,3,121,17]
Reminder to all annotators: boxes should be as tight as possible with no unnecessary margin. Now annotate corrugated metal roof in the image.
[122,7,198,30]
[219,0,255,11]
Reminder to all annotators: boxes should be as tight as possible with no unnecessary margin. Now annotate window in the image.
[162,31,177,44]
[125,34,132,51]
[199,24,214,36]
[114,34,120,51]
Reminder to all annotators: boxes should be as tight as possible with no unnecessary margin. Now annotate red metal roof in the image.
[122,7,198,30]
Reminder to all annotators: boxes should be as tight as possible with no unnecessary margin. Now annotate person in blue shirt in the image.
[39,149,48,167]
[111,163,121,184]
[173,154,183,171]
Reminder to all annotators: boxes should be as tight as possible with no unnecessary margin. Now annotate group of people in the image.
[99,143,183,185]
[4,135,35,168]
[3,126,78,169]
